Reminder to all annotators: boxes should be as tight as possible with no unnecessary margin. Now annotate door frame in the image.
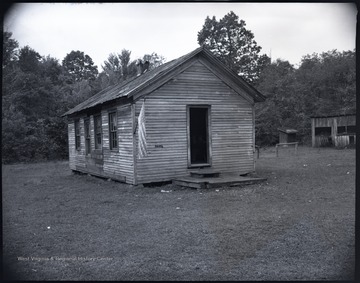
[186,105,212,168]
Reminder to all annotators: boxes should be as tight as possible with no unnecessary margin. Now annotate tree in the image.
[101,52,122,86]
[2,32,19,99]
[142,52,165,70]
[101,49,133,86]
[296,49,356,116]
[17,45,42,73]
[2,39,70,162]
[99,50,166,88]
[254,49,356,146]
[3,31,19,69]
[119,49,132,80]
[7,46,44,119]
[41,56,64,85]
[197,11,270,83]
[255,59,297,145]
[62,50,98,82]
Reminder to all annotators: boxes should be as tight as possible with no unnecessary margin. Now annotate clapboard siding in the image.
[135,59,254,183]
[68,104,134,184]
[68,122,76,170]
[103,105,134,184]
[69,117,92,172]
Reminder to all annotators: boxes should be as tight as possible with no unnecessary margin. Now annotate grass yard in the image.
[2,146,355,280]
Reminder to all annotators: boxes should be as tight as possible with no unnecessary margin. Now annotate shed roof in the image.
[310,113,356,119]
[278,128,298,134]
[63,46,266,117]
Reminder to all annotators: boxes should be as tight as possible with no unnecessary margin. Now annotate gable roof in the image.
[63,46,265,116]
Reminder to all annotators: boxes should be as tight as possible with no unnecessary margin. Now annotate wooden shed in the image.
[63,47,266,185]
[278,128,298,143]
[311,114,356,147]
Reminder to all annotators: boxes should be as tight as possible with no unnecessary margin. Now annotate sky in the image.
[3,3,357,70]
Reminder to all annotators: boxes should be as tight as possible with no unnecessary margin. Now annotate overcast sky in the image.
[4,3,357,70]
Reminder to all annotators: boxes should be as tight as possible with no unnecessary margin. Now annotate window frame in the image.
[84,118,91,155]
[75,119,81,151]
[94,114,102,149]
[108,111,118,150]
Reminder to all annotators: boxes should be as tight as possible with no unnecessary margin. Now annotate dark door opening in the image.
[349,135,355,145]
[315,126,332,147]
[189,107,209,165]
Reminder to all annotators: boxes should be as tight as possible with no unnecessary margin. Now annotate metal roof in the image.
[63,46,266,117]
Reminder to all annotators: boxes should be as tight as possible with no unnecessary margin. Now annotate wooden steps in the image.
[173,171,266,189]
[189,168,220,178]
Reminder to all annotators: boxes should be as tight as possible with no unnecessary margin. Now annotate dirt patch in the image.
[2,147,355,280]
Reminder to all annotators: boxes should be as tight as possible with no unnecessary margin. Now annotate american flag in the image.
[138,100,147,159]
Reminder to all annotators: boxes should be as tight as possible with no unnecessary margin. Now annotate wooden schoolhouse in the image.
[63,47,266,185]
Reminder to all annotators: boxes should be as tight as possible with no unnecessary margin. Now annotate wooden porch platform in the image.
[173,173,266,189]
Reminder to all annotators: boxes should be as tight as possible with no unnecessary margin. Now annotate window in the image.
[338,125,356,134]
[75,120,81,150]
[109,112,118,149]
[94,114,102,149]
[84,118,91,154]
[315,127,331,136]
[347,126,356,134]
[337,126,346,134]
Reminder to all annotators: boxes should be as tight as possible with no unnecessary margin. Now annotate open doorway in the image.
[188,106,210,166]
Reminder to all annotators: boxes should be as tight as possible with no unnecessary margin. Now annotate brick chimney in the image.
[142,61,150,74]
[136,60,150,76]
[136,59,143,76]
